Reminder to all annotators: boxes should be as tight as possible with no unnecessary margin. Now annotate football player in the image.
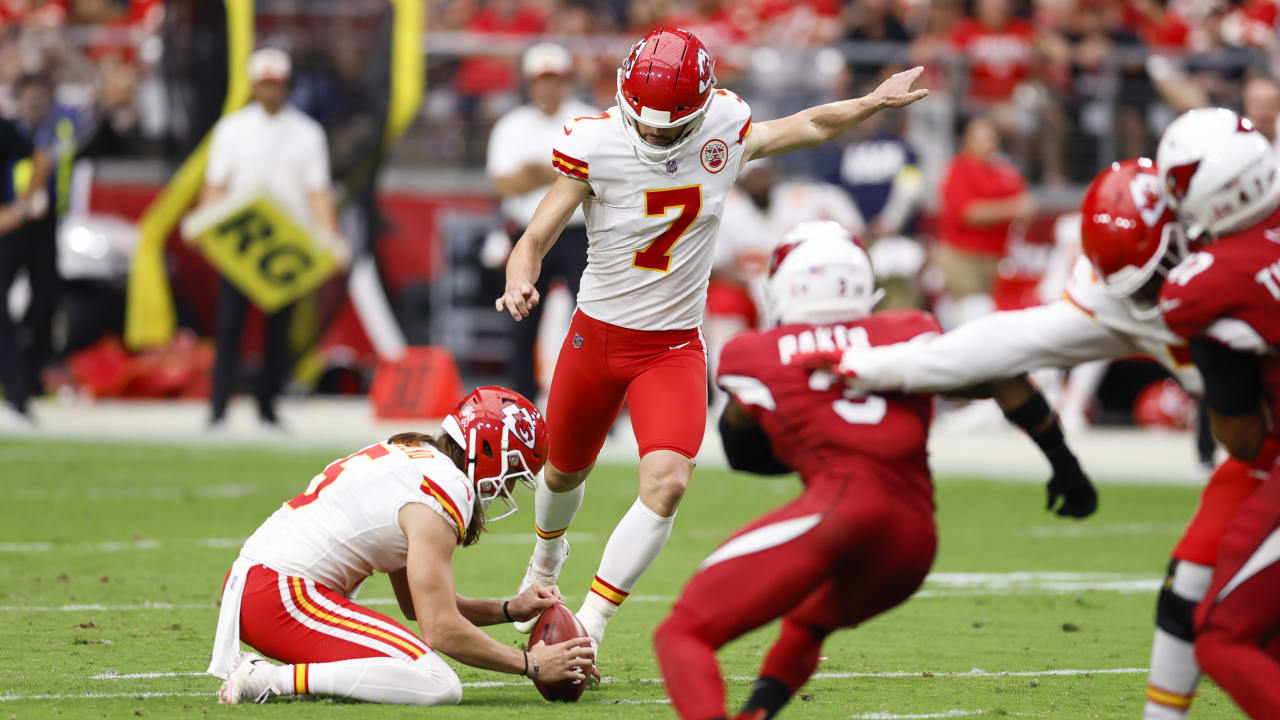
[208,387,595,706]
[1154,108,1280,719]
[797,156,1280,720]
[654,221,991,720]
[494,27,929,656]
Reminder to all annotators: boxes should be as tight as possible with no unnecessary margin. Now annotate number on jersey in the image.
[808,371,888,425]
[287,444,391,509]
[634,185,702,273]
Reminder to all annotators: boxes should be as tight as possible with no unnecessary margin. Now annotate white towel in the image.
[207,557,255,678]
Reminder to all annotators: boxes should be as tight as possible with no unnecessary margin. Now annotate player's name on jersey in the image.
[777,324,870,365]
[181,190,342,313]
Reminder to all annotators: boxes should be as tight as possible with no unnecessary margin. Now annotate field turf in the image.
[0,437,1245,718]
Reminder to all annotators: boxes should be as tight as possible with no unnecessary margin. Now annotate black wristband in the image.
[503,600,514,623]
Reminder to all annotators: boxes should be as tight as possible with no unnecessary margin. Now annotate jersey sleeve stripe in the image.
[737,115,752,145]
[288,577,427,658]
[1061,289,1096,318]
[552,149,588,170]
[552,157,588,180]
[420,477,466,543]
[294,664,309,694]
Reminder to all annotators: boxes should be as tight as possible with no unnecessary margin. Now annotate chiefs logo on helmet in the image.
[696,46,713,94]
[622,38,646,80]
[502,403,539,450]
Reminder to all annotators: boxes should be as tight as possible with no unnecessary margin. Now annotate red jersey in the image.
[949,18,1035,102]
[1160,205,1280,410]
[715,310,941,508]
[939,154,1027,256]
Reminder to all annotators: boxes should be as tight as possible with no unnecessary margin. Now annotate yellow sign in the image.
[185,195,339,313]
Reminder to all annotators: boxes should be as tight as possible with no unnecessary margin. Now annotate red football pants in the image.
[232,564,430,664]
[654,475,937,720]
[546,309,707,472]
[1195,467,1280,720]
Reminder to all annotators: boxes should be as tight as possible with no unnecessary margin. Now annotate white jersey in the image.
[239,441,474,596]
[841,256,1203,396]
[553,89,754,331]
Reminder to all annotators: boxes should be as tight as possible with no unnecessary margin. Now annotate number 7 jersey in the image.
[553,89,753,331]
[716,310,942,507]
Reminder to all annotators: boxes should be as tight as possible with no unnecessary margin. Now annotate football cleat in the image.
[217,651,279,704]
[513,537,571,634]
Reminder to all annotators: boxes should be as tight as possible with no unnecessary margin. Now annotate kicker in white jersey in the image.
[552,89,753,331]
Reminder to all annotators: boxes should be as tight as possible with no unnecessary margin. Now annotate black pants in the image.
[0,216,59,413]
[511,224,589,400]
[210,277,294,422]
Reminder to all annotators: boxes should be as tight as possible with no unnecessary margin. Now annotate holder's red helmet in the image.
[616,27,717,164]
[1080,157,1186,316]
[441,386,547,522]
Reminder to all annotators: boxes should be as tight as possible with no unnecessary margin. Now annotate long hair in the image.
[386,432,485,547]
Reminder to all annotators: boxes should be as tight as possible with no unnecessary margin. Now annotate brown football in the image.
[528,602,592,702]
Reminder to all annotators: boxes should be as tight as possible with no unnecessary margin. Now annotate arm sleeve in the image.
[1189,338,1264,416]
[717,408,791,476]
[843,302,1137,393]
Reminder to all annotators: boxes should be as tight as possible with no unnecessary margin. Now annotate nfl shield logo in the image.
[665,159,678,174]
[573,333,584,349]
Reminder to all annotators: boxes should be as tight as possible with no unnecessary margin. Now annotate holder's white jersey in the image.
[239,441,474,596]
[552,89,754,331]
[839,256,1203,396]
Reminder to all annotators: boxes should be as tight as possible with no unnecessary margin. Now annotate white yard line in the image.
[0,484,261,501]
[0,572,1165,612]
[1028,523,1184,539]
[849,707,998,712]
[0,533,597,553]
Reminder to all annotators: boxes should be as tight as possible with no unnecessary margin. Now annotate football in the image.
[528,602,592,702]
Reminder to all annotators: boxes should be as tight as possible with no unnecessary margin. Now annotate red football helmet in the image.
[616,27,717,164]
[1080,157,1188,316]
[441,386,548,522]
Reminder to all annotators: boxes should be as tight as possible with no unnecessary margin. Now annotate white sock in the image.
[580,498,676,639]
[285,655,463,706]
[532,471,585,574]
[1144,561,1213,719]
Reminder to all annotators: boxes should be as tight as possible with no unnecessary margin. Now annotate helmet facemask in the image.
[443,415,539,523]
[1101,222,1190,320]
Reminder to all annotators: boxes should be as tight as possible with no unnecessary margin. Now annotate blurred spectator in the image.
[453,0,547,159]
[817,98,927,309]
[950,0,1067,184]
[0,98,50,428]
[1243,75,1280,147]
[198,48,341,432]
[936,115,1034,325]
[484,42,594,402]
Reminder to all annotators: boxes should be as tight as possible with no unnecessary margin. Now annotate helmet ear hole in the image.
[481,440,494,459]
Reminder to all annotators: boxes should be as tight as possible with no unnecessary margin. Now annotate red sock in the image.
[758,619,828,692]
[654,612,728,720]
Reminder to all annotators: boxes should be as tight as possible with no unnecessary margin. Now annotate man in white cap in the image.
[199,47,342,431]
[485,42,595,401]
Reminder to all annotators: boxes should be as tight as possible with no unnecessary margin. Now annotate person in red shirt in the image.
[936,115,1034,321]
[949,0,1036,103]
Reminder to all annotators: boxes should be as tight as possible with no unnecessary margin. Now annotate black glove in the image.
[1046,458,1098,518]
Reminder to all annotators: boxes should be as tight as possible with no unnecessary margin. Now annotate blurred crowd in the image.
[0,0,162,159]
[427,0,1280,185]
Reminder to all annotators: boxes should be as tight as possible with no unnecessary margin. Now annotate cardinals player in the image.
[796,155,1280,719]
[1155,108,1280,719]
[494,27,929,653]
[654,221,972,720]
[209,387,595,705]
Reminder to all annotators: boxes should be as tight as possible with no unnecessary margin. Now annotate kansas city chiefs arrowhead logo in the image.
[1129,172,1167,227]
[502,403,538,450]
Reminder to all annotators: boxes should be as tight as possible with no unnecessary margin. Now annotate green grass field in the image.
[0,437,1245,719]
